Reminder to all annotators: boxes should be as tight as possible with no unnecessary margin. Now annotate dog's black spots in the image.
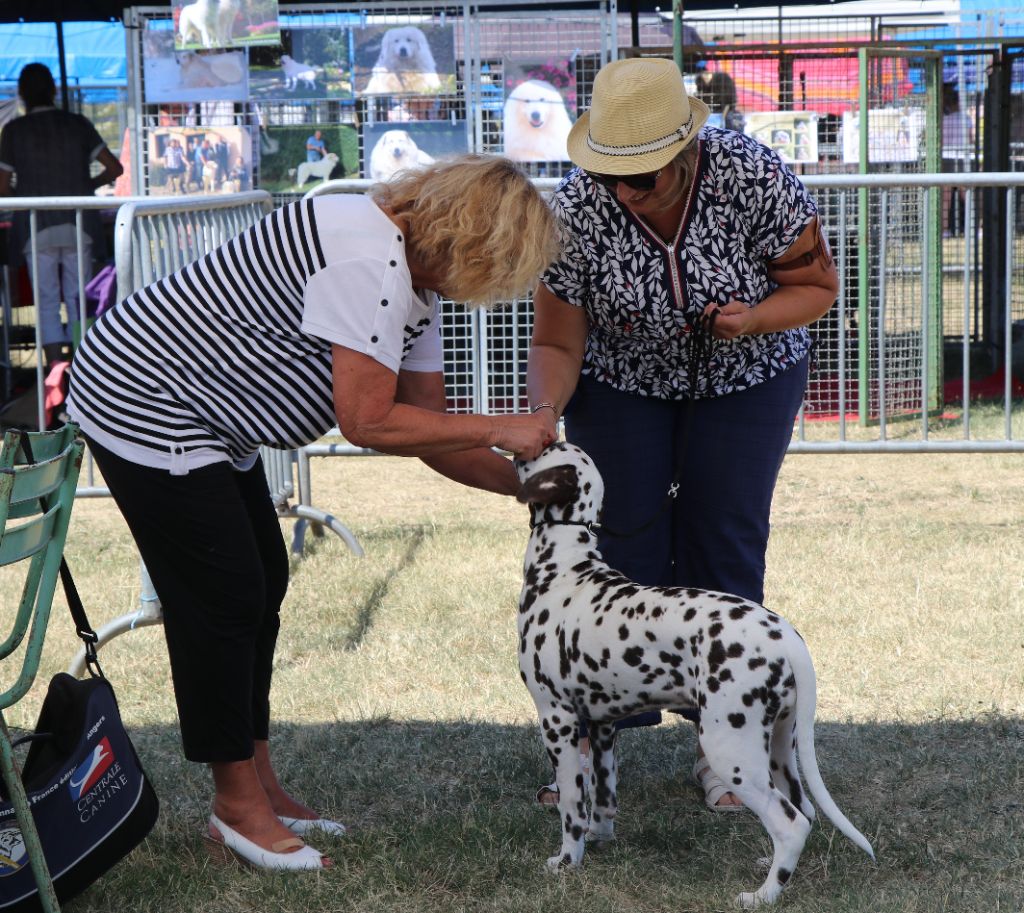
[733,766,741,773]
[777,868,792,886]
[618,624,630,641]
[763,732,771,752]
[595,616,604,627]
[784,766,805,810]
[659,651,682,668]
[768,629,783,640]
[709,610,721,620]
[545,728,559,743]
[698,693,707,708]
[707,676,720,693]
[534,633,547,650]
[559,725,573,737]
[729,606,753,620]
[562,598,571,607]
[748,656,767,670]
[601,648,611,667]
[651,606,664,618]
[709,622,724,638]
[684,608,697,622]
[520,670,528,684]
[584,653,601,672]
[767,614,780,624]
[645,631,657,642]
[708,639,727,673]
[770,760,779,771]
[727,642,745,659]
[623,646,644,667]
[577,531,589,544]
[780,798,798,822]
[718,594,746,605]
[674,637,686,650]
[685,588,702,599]
[719,668,733,682]
[783,673,796,689]
[732,776,743,786]
[728,713,746,729]
[537,609,550,625]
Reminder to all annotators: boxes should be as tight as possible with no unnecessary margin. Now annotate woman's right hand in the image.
[489,412,556,461]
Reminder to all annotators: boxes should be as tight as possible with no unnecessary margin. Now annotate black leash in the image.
[595,307,718,540]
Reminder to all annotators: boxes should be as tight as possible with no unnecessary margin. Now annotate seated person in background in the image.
[0,62,123,367]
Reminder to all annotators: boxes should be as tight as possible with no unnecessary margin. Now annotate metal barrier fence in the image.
[306,171,1024,454]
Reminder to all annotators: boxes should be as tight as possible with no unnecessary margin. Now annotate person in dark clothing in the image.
[0,63,123,366]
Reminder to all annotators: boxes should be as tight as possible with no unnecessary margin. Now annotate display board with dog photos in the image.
[260,124,358,192]
[173,0,282,51]
[362,122,469,183]
[502,58,576,163]
[127,1,615,199]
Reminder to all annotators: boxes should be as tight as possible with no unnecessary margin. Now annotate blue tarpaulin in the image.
[0,21,126,89]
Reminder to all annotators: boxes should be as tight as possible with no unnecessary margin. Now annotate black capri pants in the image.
[87,437,289,764]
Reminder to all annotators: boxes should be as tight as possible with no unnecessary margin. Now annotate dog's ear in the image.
[516,465,579,505]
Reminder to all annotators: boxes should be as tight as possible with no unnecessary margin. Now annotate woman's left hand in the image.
[702,299,756,340]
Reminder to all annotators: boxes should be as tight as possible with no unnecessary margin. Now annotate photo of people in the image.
[352,24,456,97]
[173,0,281,51]
[148,126,253,196]
[744,111,819,164]
[248,28,354,100]
[144,26,248,104]
[362,121,469,182]
[259,124,358,193]
[502,58,576,163]
[842,108,923,165]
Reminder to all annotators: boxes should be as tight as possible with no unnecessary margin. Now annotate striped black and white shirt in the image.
[67,194,442,475]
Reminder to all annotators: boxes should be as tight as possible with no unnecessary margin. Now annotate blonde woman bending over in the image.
[67,154,560,873]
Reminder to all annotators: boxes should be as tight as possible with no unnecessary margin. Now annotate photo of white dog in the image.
[368,130,435,182]
[280,55,319,92]
[201,160,220,194]
[503,79,573,162]
[177,0,237,50]
[291,152,340,189]
[362,25,443,95]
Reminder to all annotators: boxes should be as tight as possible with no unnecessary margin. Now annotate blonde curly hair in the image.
[371,154,561,307]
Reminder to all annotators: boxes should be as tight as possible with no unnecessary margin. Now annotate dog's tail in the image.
[790,634,875,860]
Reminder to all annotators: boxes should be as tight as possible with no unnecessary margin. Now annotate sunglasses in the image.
[586,169,662,192]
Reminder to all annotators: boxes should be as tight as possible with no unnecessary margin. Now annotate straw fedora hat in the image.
[567,57,710,175]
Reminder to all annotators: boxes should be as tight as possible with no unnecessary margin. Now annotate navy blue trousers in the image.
[564,356,809,733]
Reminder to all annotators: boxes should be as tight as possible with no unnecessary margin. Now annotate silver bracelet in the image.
[531,401,558,416]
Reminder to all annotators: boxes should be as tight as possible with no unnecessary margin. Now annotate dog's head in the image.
[506,80,566,130]
[515,443,603,527]
[381,26,434,70]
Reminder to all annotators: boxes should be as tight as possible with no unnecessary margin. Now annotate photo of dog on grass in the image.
[173,0,280,50]
[515,442,875,907]
[248,28,353,99]
[353,24,456,97]
[258,125,358,193]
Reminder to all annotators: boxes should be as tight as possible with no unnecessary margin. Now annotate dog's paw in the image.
[585,822,615,844]
[735,890,770,909]
[545,852,582,873]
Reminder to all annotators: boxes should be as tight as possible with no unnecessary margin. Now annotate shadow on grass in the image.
[62,715,1024,913]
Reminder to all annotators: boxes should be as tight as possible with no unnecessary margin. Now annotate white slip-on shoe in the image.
[205,813,327,870]
[279,815,348,838]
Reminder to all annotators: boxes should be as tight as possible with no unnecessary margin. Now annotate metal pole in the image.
[672,0,684,73]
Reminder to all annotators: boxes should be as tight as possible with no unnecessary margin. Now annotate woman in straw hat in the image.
[526,58,838,811]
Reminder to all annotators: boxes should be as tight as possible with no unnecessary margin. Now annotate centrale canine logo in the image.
[0,826,27,877]
[68,737,115,801]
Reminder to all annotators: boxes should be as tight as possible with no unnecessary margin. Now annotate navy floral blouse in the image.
[541,127,819,400]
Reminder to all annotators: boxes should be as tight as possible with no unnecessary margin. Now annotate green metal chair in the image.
[0,423,84,913]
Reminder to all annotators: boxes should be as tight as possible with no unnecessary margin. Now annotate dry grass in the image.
[2,447,1022,912]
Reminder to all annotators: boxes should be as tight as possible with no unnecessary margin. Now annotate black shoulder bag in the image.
[0,440,159,912]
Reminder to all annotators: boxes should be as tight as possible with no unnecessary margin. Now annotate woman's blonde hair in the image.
[371,154,561,307]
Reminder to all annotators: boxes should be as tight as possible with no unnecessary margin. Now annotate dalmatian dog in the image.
[516,443,875,908]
